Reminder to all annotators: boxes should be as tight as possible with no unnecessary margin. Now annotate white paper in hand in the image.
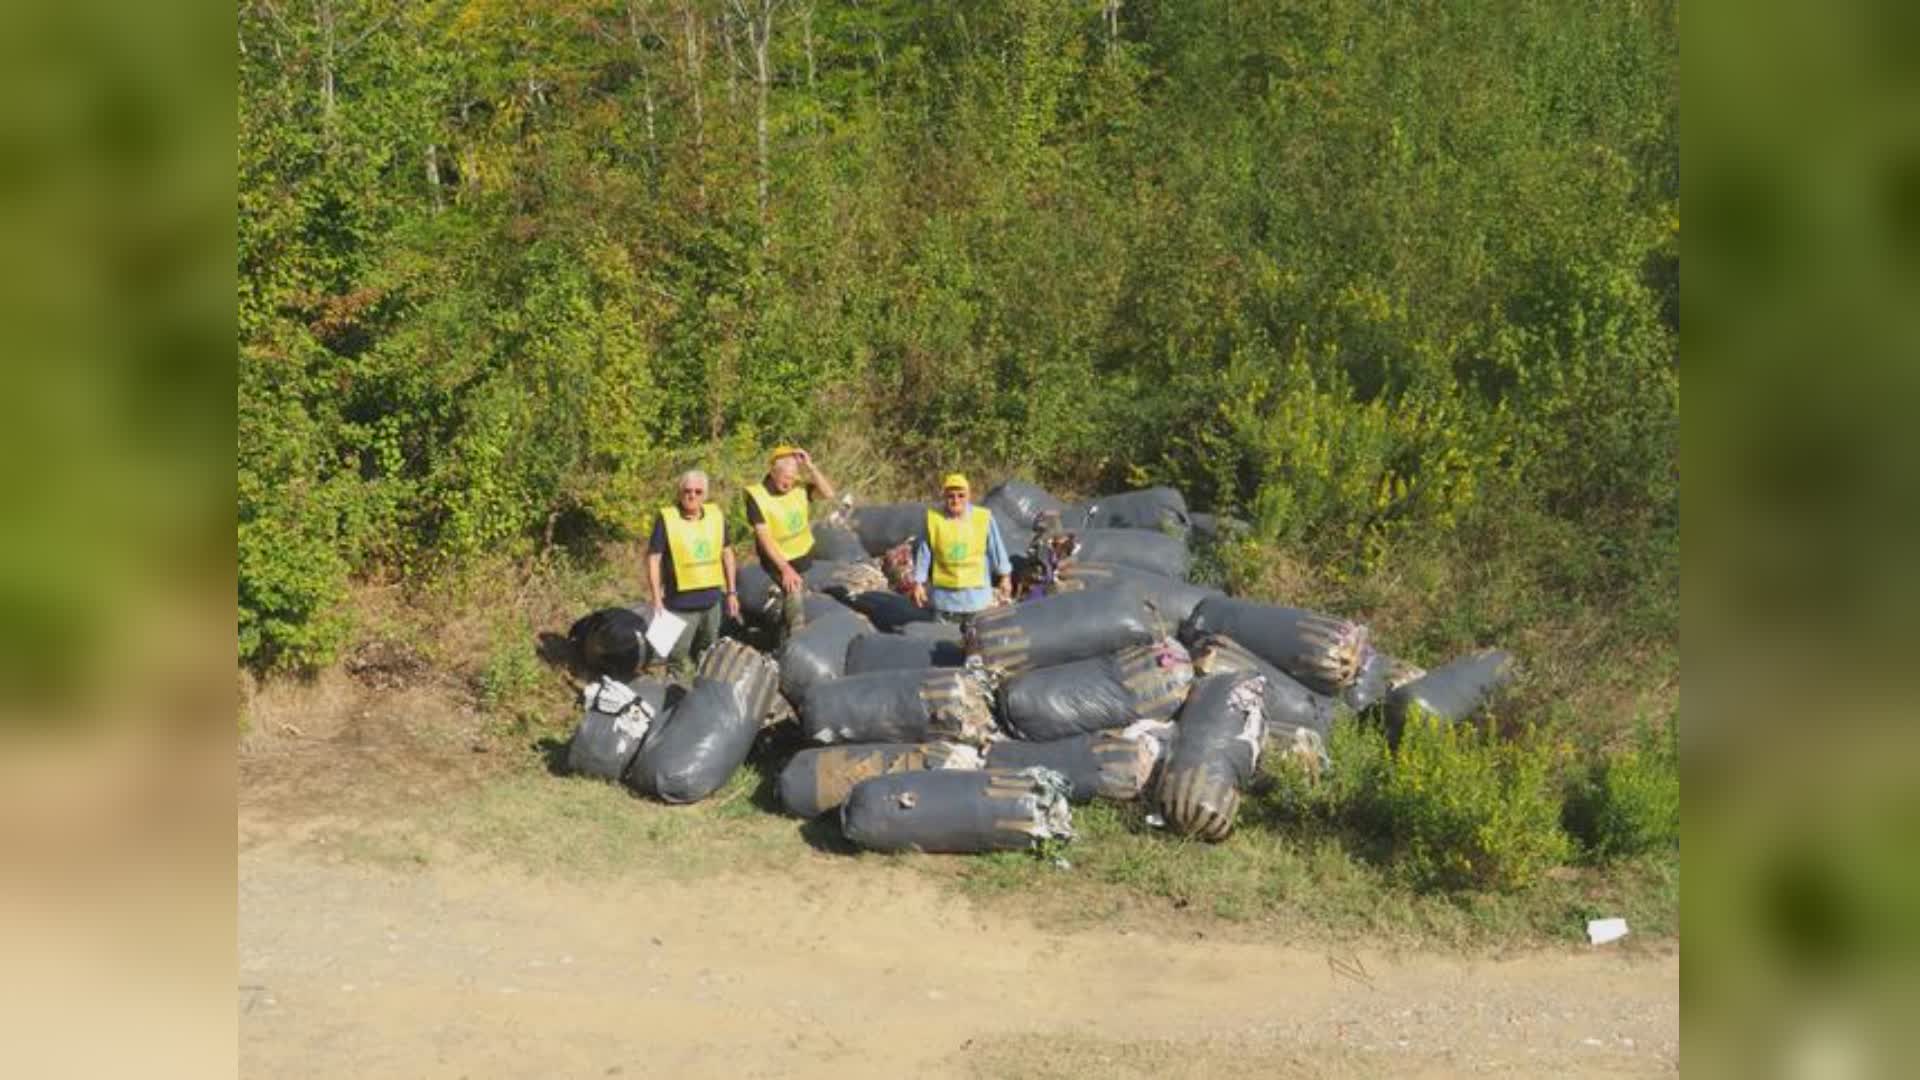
[644,608,688,659]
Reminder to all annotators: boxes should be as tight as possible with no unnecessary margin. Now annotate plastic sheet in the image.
[1342,648,1393,712]
[965,586,1160,675]
[841,588,938,632]
[843,633,965,675]
[1155,671,1267,841]
[1180,596,1370,694]
[799,667,997,746]
[840,767,1074,853]
[775,742,983,817]
[997,640,1193,741]
[809,522,869,563]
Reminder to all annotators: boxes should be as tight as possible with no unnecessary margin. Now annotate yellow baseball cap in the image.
[768,445,802,466]
[941,473,970,492]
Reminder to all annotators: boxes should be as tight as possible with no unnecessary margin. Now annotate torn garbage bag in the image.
[997,640,1193,741]
[1385,649,1515,742]
[840,767,1074,853]
[695,638,783,728]
[985,729,1166,802]
[843,633,965,675]
[1189,633,1343,753]
[566,676,673,782]
[625,675,759,803]
[776,742,983,818]
[965,586,1160,676]
[1156,672,1267,842]
[800,666,997,747]
[1180,596,1370,695]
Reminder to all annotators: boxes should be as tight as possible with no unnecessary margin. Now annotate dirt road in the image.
[239,836,1676,1077]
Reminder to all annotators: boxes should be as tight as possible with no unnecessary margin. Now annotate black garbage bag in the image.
[965,586,1160,676]
[1054,562,1219,624]
[809,522,869,563]
[1069,529,1191,581]
[1156,671,1267,841]
[849,502,929,557]
[776,742,984,818]
[1189,633,1344,748]
[1180,596,1370,695]
[841,588,937,631]
[982,479,1068,530]
[566,676,675,782]
[625,676,759,803]
[998,640,1194,741]
[778,607,874,704]
[840,767,1075,853]
[567,605,651,680]
[800,666,997,746]
[1077,486,1190,533]
[1342,648,1393,713]
[694,638,783,728]
[843,633,965,675]
[901,620,964,643]
[1384,649,1515,741]
[985,728,1167,803]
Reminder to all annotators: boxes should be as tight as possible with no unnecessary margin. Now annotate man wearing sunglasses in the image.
[647,470,741,672]
[909,473,1013,630]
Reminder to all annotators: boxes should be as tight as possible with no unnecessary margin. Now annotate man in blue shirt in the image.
[910,473,1013,628]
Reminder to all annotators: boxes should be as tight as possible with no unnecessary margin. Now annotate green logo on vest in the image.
[692,538,712,560]
[786,510,804,532]
[945,541,968,563]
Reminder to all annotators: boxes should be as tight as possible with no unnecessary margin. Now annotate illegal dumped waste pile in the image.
[561,479,1515,856]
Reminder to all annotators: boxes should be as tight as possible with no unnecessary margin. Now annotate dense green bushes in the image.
[238,1,1677,671]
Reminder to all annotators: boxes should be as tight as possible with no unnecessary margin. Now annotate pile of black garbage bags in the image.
[564,479,1515,854]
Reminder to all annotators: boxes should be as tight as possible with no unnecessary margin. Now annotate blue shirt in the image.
[913,507,1014,614]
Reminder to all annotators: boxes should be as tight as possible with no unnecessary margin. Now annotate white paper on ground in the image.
[1587,917,1629,945]
[644,608,687,658]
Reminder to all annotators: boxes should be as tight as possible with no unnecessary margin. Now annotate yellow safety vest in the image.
[747,482,815,561]
[926,506,991,590]
[660,504,725,591]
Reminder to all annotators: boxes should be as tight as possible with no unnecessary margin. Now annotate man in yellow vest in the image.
[647,470,741,671]
[744,445,836,635]
[909,473,1012,628]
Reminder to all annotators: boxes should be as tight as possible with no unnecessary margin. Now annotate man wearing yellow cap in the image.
[744,445,836,634]
[910,473,1013,628]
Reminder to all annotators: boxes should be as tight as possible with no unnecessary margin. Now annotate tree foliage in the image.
[238,0,1678,671]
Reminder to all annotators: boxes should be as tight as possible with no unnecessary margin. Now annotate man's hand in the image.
[724,593,742,621]
[910,583,928,608]
[780,566,804,593]
[993,581,1012,607]
[650,600,665,622]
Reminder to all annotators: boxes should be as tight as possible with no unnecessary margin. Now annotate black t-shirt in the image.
[743,477,819,575]
[648,511,728,612]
